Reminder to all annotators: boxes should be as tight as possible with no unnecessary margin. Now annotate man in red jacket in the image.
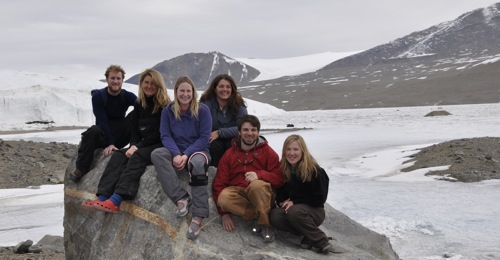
[212,115,283,243]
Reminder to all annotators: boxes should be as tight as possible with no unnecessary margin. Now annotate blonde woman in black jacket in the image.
[269,134,344,255]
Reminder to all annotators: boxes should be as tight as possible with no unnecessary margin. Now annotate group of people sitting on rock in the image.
[73,65,343,255]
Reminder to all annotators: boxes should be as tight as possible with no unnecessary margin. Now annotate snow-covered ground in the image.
[1,103,500,260]
[236,51,359,81]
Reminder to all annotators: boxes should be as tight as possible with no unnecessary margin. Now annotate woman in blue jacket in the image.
[151,76,212,240]
[81,69,170,213]
[199,74,247,167]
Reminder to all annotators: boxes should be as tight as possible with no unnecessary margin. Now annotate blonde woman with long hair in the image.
[269,135,345,254]
[82,69,170,213]
[151,76,212,240]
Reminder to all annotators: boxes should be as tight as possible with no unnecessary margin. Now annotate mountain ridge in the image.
[238,2,500,110]
[125,51,260,89]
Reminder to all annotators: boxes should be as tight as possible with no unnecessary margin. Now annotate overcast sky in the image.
[1,0,498,80]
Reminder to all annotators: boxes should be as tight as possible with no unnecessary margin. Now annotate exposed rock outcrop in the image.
[125,51,260,90]
[424,110,452,117]
[401,137,500,182]
[64,151,399,259]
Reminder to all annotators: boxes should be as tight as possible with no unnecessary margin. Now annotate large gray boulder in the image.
[64,151,399,259]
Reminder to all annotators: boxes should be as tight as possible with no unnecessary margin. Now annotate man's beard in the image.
[242,137,257,146]
[108,85,121,95]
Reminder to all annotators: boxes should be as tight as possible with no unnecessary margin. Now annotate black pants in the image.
[209,137,232,167]
[269,204,328,247]
[75,116,132,173]
[96,143,161,200]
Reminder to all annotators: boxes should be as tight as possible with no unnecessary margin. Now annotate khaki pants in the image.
[217,180,272,225]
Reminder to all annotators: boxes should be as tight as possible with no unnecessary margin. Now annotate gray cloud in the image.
[1,0,498,80]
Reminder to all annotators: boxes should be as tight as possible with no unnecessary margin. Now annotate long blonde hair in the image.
[138,69,171,113]
[172,76,199,120]
[280,134,318,182]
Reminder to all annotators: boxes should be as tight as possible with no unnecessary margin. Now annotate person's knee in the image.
[110,150,127,160]
[269,208,284,224]
[82,125,103,141]
[150,148,161,163]
[151,148,170,164]
[217,189,233,206]
[87,125,102,134]
[287,205,311,223]
[287,205,306,215]
[129,149,147,161]
[189,173,208,186]
[188,152,209,186]
[248,180,272,193]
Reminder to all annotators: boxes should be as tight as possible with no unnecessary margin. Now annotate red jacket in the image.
[212,136,284,215]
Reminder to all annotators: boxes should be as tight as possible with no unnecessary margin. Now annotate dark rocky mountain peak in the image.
[126,51,260,90]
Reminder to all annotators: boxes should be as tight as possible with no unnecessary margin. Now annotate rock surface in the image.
[64,151,399,259]
[0,235,65,260]
[402,137,500,182]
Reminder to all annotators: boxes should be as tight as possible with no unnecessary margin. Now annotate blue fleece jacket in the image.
[159,102,212,157]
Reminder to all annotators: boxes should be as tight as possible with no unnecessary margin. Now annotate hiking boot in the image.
[250,220,262,236]
[300,236,313,250]
[69,169,83,182]
[261,226,275,243]
[186,217,202,240]
[318,241,346,254]
[176,196,191,218]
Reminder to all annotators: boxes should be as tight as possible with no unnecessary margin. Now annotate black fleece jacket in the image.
[275,165,330,208]
[129,96,163,149]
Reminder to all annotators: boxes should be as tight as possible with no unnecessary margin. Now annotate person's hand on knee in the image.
[103,144,118,155]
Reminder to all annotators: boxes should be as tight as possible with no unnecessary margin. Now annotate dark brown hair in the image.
[237,115,260,132]
[199,74,246,115]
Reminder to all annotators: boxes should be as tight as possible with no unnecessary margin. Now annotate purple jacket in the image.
[159,102,212,157]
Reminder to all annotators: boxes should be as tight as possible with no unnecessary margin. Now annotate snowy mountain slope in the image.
[238,3,500,111]
[322,3,500,69]
[236,51,359,81]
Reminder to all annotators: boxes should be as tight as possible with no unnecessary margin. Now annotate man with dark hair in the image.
[212,115,283,243]
[70,64,137,182]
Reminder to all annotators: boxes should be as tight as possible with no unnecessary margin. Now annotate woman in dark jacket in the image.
[269,134,344,255]
[81,69,171,213]
[199,74,247,167]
